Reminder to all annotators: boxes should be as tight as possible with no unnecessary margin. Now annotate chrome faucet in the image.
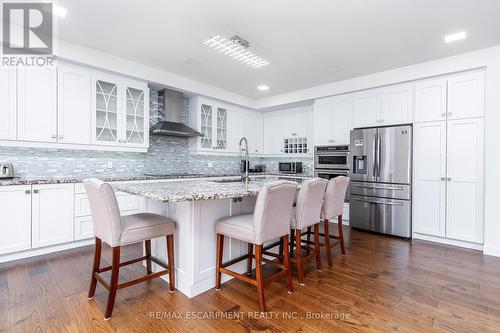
[239,136,250,182]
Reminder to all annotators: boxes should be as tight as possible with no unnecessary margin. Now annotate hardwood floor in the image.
[2,225,500,332]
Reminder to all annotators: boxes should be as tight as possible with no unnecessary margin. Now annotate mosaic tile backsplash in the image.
[0,89,313,179]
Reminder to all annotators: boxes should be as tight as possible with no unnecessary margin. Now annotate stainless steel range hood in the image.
[150,89,203,137]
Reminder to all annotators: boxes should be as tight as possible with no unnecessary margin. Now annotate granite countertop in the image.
[111,175,309,203]
[0,173,312,187]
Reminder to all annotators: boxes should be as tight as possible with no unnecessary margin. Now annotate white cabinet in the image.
[0,186,32,255]
[446,118,484,243]
[32,184,75,248]
[263,106,312,155]
[189,96,263,155]
[0,67,17,140]
[91,73,149,149]
[312,98,333,146]
[414,79,447,123]
[263,114,284,154]
[241,111,263,154]
[380,84,413,125]
[414,72,484,123]
[413,121,447,237]
[17,66,57,142]
[122,80,149,148]
[189,97,230,153]
[413,117,484,245]
[332,95,353,144]
[447,72,485,120]
[352,89,380,128]
[313,96,352,146]
[58,63,91,144]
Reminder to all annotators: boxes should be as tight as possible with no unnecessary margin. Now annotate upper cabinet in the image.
[91,72,149,149]
[58,63,92,145]
[189,96,262,155]
[313,96,352,146]
[414,71,485,123]
[352,89,380,128]
[352,84,412,128]
[380,84,413,125]
[447,72,485,120]
[263,106,312,155]
[414,78,447,122]
[0,67,17,140]
[17,66,57,142]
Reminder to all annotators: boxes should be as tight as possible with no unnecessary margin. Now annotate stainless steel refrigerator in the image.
[349,125,412,238]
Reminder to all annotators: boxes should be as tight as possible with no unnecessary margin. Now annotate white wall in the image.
[258,45,500,257]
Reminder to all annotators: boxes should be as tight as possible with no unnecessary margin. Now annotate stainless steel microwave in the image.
[279,162,303,174]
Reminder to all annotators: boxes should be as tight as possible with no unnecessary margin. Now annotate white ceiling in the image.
[54,0,500,99]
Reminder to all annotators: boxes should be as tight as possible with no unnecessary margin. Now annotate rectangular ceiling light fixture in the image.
[204,35,270,69]
[444,31,467,43]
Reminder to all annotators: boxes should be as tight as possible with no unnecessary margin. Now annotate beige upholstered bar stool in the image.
[289,178,328,285]
[320,176,350,265]
[84,179,176,319]
[215,181,298,312]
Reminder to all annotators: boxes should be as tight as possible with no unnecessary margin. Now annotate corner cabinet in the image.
[91,73,149,149]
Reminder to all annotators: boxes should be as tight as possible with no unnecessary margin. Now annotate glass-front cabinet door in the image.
[92,74,120,145]
[200,104,213,149]
[92,74,149,149]
[216,107,227,149]
[122,81,148,147]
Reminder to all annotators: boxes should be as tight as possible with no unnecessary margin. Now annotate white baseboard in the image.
[412,233,484,251]
[0,238,94,264]
[483,245,500,257]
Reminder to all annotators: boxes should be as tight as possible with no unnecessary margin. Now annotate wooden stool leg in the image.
[289,228,295,256]
[295,229,305,285]
[338,215,346,255]
[105,246,120,319]
[255,244,266,312]
[246,243,253,275]
[166,235,175,292]
[282,235,293,293]
[314,224,322,271]
[306,226,311,255]
[323,219,333,266]
[88,237,102,299]
[215,234,224,290]
[145,239,152,275]
[278,237,284,263]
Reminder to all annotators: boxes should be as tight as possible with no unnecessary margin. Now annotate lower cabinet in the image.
[32,184,75,248]
[0,186,32,255]
[74,183,141,240]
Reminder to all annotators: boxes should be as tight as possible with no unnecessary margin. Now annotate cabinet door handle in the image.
[25,190,31,195]
[440,113,446,118]
[440,177,446,181]
[447,112,453,117]
[33,189,39,194]
[447,177,452,181]
[51,134,57,139]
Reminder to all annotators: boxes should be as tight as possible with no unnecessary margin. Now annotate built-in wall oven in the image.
[314,145,350,202]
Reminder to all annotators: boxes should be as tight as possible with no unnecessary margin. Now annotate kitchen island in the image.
[111,175,308,298]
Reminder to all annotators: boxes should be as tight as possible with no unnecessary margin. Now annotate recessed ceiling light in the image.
[54,5,68,18]
[257,85,270,91]
[444,31,467,43]
[204,35,270,69]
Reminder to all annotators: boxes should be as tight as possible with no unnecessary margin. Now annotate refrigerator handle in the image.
[377,130,382,179]
[373,131,378,179]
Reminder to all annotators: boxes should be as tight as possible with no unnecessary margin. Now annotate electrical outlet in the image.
[207,162,213,168]
[107,161,113,169]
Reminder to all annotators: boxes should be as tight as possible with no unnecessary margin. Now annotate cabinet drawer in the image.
[74,209,139,241]
[75,192,140,217]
